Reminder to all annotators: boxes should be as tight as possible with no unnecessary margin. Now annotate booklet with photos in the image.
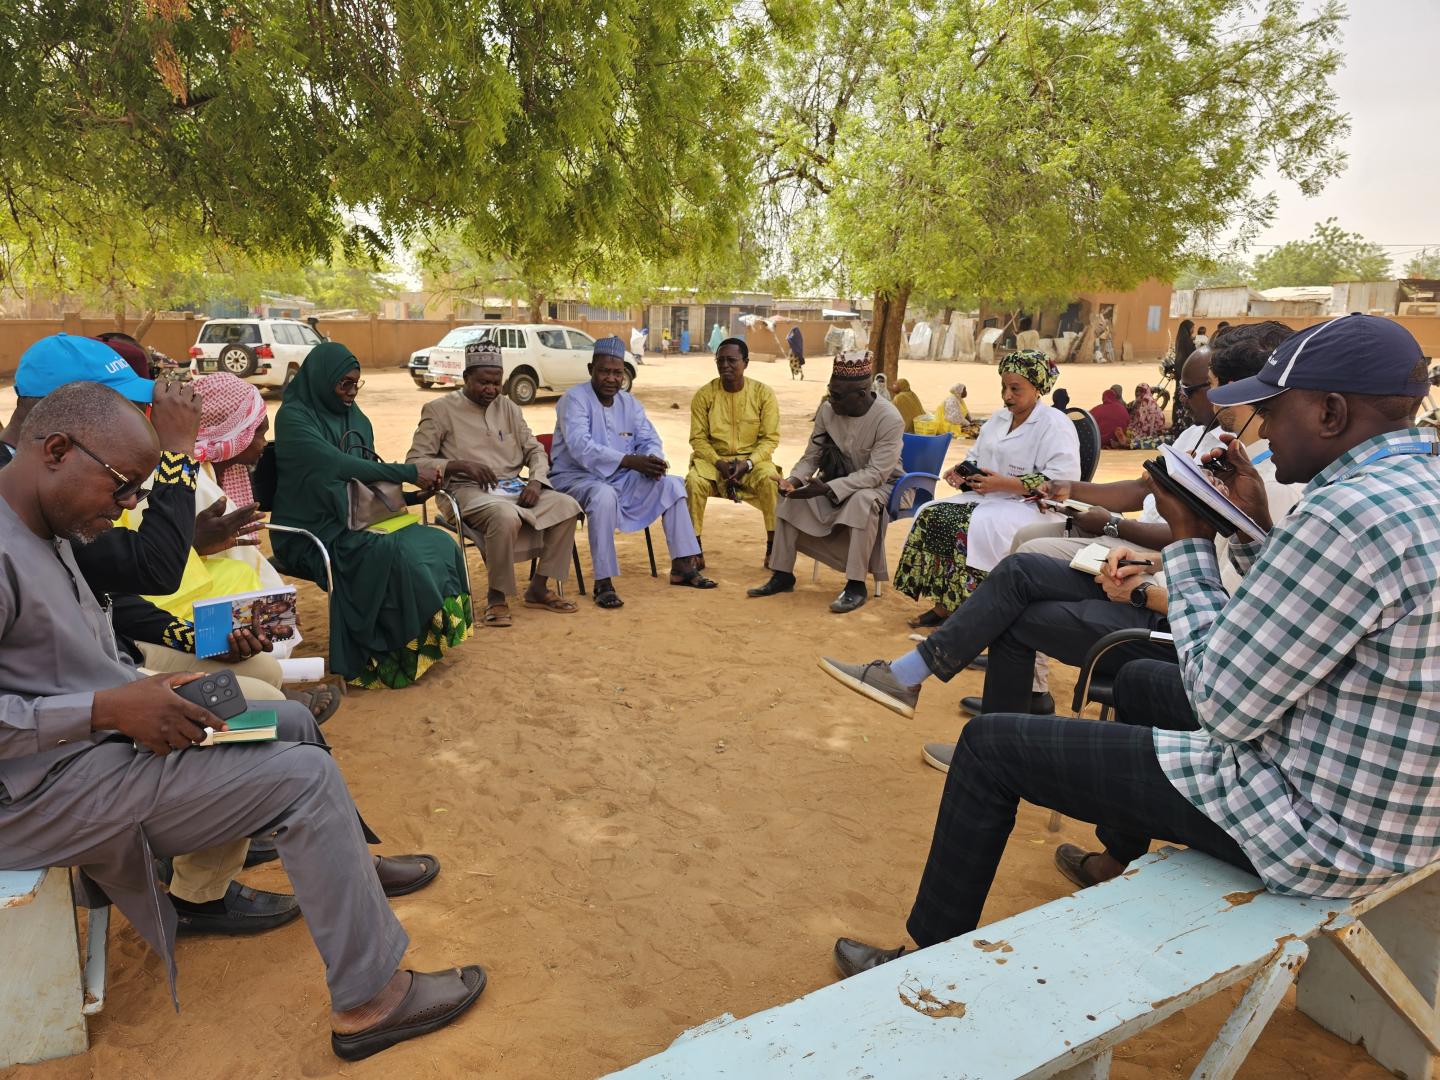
[192,586,299,659]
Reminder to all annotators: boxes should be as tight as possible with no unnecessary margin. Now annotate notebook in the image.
[1151,444,1267,542]
[192,586,299,659]
[199,710,278,746]
[1069,542,1113,576]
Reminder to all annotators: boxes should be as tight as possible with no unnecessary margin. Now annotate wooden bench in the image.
[605,848,1440,1079]
[0,868,110,1069]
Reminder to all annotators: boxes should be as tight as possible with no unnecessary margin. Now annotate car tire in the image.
[218,344,258,377]
[507,372,539,406]
[622,364,635,392]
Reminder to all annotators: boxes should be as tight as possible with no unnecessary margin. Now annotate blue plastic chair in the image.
[887,432,953,521]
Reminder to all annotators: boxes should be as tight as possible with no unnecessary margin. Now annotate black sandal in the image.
[671,570,718,589]
[593,585,625,609]
[907,608,948,629]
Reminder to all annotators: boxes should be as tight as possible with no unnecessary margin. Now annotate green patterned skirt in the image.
[893,502,988,612]
[350,594,474,690]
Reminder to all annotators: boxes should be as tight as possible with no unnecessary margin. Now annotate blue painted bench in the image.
[0,868,110,1068]
[605,848,1440,1079]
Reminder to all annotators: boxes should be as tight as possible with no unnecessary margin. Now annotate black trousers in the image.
[904,703,1256,949]
[915,552,1171,714]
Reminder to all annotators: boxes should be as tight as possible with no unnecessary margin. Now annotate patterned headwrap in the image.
[831,348,873,381]
[998,348,1059,394]
[192,372,267,511]
[464,340,503,370]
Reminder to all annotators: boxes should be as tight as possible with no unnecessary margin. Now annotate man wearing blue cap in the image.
[830,314,1440,979]
[550,336,716,607]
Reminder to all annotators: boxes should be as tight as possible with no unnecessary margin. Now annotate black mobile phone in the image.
[173,669,248,722]
[953,460,982,478]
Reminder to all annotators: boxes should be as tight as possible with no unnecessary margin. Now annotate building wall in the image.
[1075,279,1174,361]
[1162,313,1440,361]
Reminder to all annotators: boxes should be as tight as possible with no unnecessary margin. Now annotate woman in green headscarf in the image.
[893,349,1081,626]
[271,343,473,688]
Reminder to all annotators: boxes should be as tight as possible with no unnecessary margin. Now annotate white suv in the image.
[190,318,325,391]
[410,323,636,405]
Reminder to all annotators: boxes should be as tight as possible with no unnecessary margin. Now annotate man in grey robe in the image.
[0,382,486,1060]
[406,340,582,626]
[748,350,904,612]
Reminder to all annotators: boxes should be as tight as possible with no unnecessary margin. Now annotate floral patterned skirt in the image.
[893,502,988,611]
[350,594,474,689]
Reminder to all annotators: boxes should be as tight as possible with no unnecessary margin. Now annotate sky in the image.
[1252,0,1440,262]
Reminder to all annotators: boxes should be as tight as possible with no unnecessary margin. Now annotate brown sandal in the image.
[331,966,488,1061]
[522,590,578,614]
[481,603,512,627]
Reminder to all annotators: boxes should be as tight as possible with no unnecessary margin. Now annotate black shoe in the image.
[173,881,301,935]
[958,692,1055,718]
[829,587,868,614]
[747,572,795,597]
[833,937,906,979]
[967,654,988,672]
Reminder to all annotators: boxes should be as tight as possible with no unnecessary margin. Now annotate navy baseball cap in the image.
[15,333,155,403]
[592,336,626,359]
[1209,314,1427,407]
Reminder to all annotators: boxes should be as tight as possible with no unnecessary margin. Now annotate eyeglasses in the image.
[336,378,365,393]
[37,433,152,503]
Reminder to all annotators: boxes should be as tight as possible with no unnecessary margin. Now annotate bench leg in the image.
[1048,1049,1111,1078]
[0,869,88,1067]
[1191,939,1308,1080]
[81,903,109,1017]
[1296,871,1440,1079]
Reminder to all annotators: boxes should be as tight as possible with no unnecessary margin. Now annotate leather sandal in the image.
[331,966,488,1061]
[522,590,578,614]
[593,584,624,609]
[907,608,948,629]
[481,602,512,627]
[376,853,441,897]
[670,569,718,589]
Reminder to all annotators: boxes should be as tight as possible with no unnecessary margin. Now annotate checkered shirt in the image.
[1155,428,1440,897]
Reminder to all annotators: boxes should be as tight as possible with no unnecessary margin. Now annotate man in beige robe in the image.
[747,350,904,613]
[406,341,582,626]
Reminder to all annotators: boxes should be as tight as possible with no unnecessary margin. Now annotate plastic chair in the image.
[886,432,953,522]
[539,433,655,580]
[1065,407,1102,482]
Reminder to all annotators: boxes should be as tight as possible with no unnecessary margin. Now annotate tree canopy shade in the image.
[0,0,766,316]
[1250,218,1392,289]
[761,0,1349,378]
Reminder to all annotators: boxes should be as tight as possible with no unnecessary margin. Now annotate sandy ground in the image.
[1,353,1386,1079]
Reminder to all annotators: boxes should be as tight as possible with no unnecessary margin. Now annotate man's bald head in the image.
[10,382,160,543]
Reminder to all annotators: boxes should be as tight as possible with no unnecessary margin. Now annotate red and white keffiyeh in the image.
[192,373,267,509]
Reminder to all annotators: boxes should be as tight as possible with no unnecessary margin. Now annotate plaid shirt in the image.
[1155,428,1440,898]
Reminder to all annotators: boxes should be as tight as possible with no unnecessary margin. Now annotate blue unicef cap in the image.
[592,336,626,359]
[1209,314,1427,407]
[15,333,155,403]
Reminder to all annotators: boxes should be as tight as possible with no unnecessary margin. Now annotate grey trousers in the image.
[0,701,407,1011]
[464,501,578,596]
[769,518,878,582]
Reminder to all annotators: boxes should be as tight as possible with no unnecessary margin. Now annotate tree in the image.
[0,0,769,318]
[761,0,1349,380]
[1251,219,1391,288]
[1175,255,1254,290]
[1404,249,1440,279]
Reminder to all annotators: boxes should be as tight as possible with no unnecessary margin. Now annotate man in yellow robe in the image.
[685,338,781,563]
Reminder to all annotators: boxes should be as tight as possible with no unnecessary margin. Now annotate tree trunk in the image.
[133,309,157,341]
[529,291,546,323]
[867,283,911,384]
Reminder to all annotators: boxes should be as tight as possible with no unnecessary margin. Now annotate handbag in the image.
[338,430,407,531]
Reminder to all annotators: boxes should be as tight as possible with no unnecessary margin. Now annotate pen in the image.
[1115,558,1154,568]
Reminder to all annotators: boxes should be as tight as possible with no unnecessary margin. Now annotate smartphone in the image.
[173,669,248,722]
[953,460,982,478]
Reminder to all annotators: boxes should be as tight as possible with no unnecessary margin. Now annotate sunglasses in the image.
[336,378,365,393]
[37,433,152,503]
[1180,381,1210,397]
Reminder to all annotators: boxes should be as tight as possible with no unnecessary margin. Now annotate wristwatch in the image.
[1130,582,1154,609]
[1103,514,1123,538]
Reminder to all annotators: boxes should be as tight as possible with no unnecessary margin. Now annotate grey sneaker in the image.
[818,657,919,718]
[921,742,953,773]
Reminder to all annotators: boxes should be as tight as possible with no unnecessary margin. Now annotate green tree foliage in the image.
[1403,249,1440,279]
[1175,255,1255,289]
[762,0,1348,378]
[1250,218,1391,288]
[0,0,765,318]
